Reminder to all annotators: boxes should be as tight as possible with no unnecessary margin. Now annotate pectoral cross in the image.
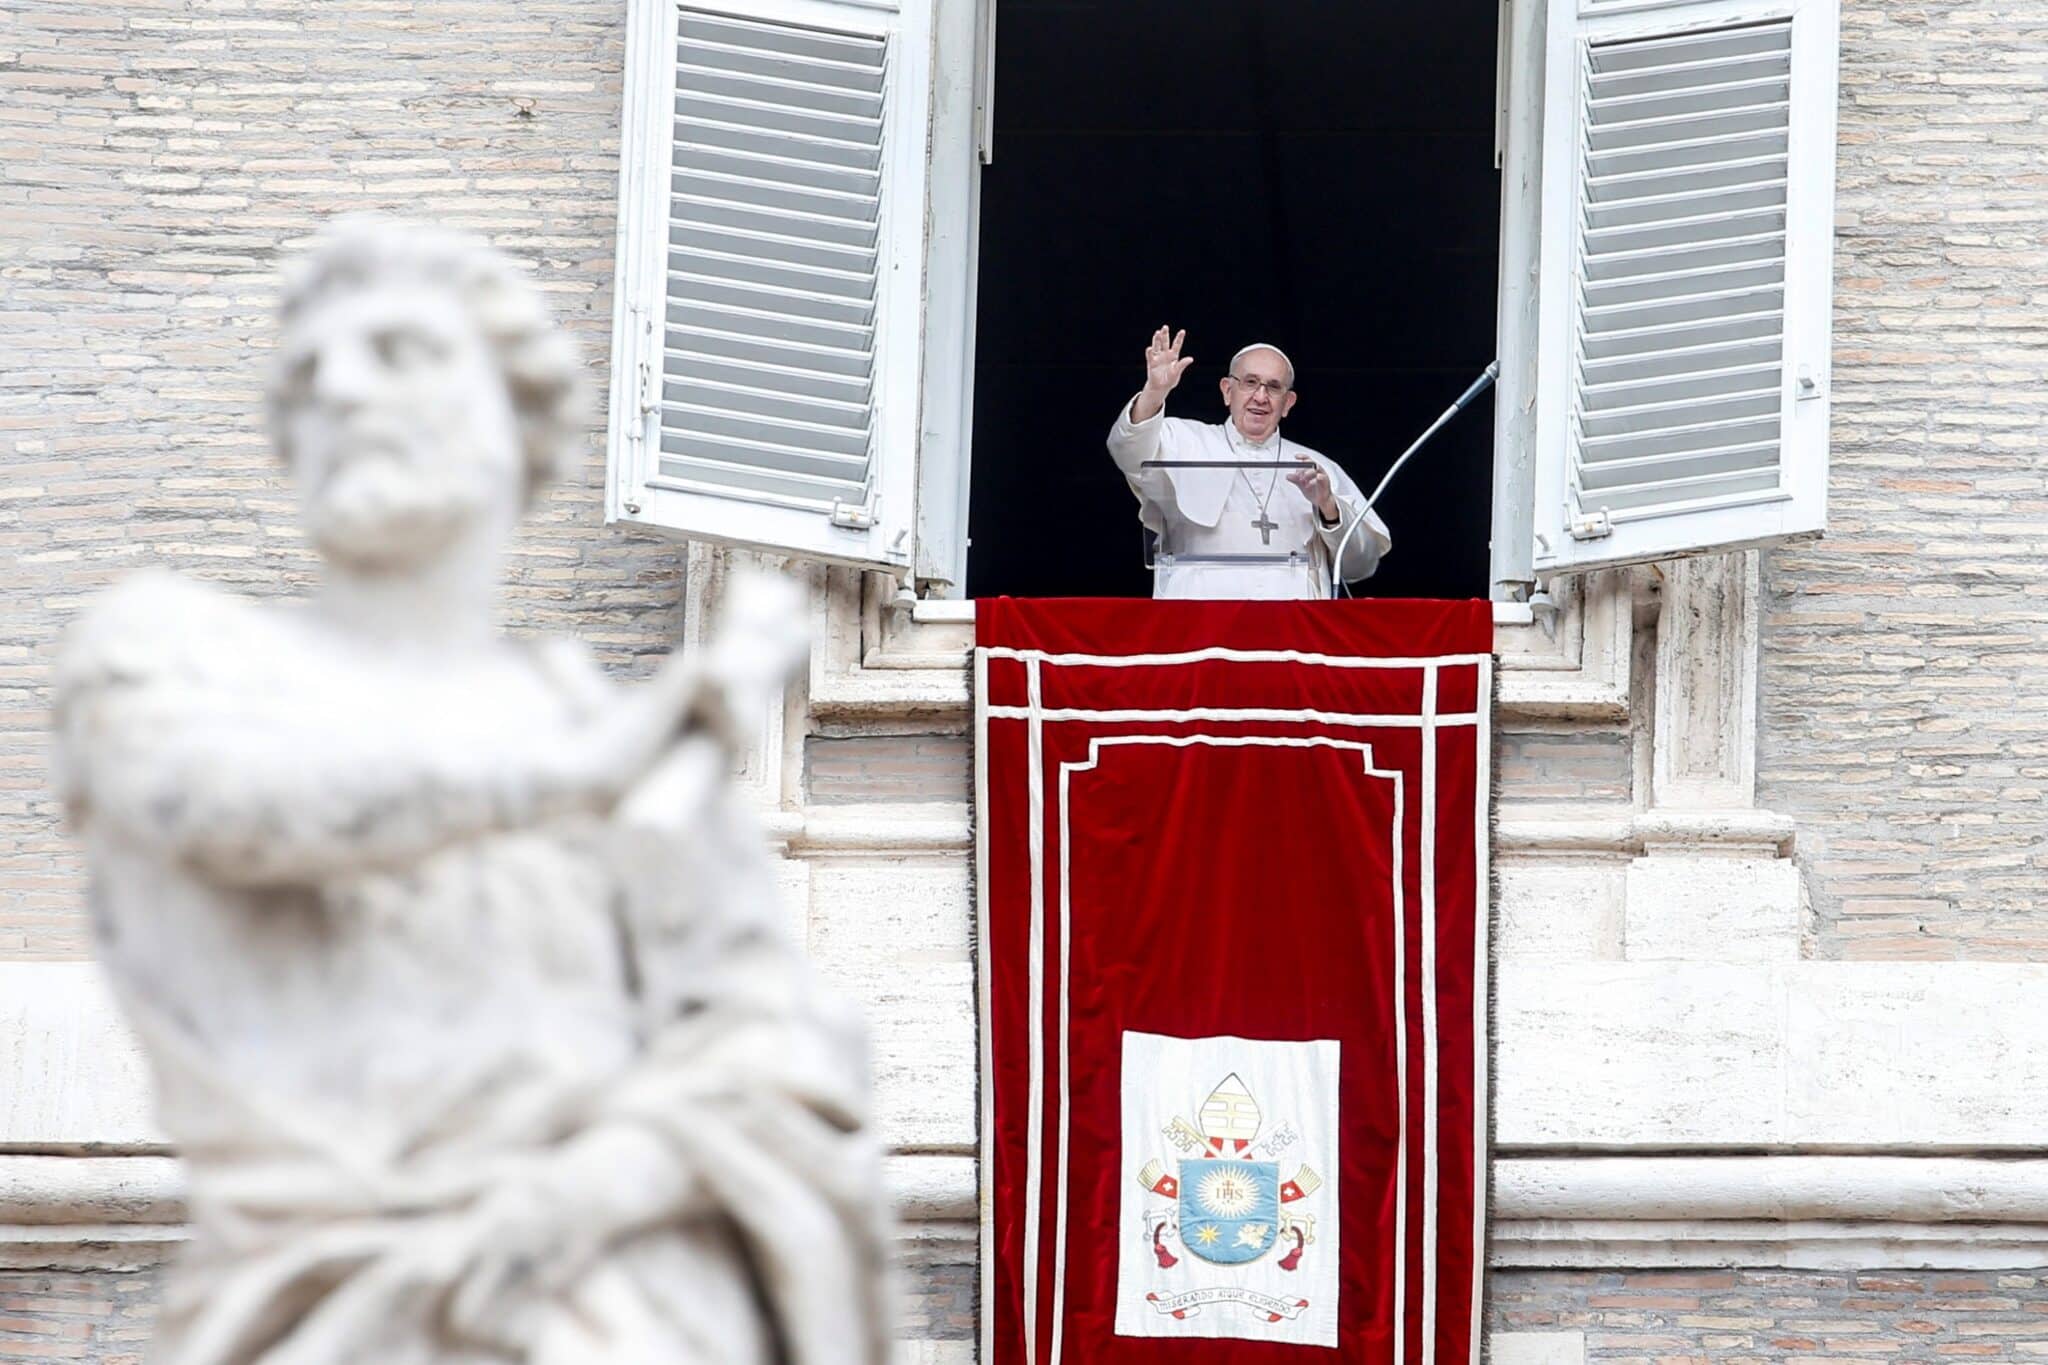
[1251,512,1278,545]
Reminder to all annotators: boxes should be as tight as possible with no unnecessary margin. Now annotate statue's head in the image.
[267,217,585,572]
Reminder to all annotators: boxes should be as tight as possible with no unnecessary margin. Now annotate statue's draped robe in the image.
[1106,398,1392,599]
[54,575,893,1365]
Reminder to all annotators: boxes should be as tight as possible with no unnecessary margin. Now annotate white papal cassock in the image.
[1107,396,1392,600]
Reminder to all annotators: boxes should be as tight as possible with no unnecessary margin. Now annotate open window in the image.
[606,0,1840,600]
[962,1,1503,600]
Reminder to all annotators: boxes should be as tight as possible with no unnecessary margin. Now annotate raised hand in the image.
[1127,326,1194,423]
[1144,325,1194,396]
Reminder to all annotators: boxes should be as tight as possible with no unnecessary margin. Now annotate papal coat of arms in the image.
[1132,1072,1324,1322]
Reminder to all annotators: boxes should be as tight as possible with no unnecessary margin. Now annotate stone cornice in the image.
[10,1154,2048,1271]
[807,568,1637,723]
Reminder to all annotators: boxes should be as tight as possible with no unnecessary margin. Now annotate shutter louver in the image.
[658,10,888,513]
[1570,20,1792,525]
[1529,0,1837,576]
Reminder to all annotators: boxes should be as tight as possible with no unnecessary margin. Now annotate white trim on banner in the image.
[980,646,1493,669]
[1421,667,1441,1357]
[1470,657,1494,1355]
[982,706,1481,729]
[1063,735,1404,1352]
[1022,656,1045,1365]
[973,646,996,1365]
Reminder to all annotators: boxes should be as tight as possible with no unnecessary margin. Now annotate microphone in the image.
[1329,361,1499,596]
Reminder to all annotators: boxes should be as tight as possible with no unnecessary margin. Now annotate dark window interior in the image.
[966,1,1500,599]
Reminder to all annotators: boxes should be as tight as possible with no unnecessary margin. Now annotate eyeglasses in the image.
[1228,374,1290,400]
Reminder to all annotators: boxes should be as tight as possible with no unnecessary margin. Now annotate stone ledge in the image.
[779,801,1792,861]
[810,570,1638,723]
[31,1153,2044,1227]
[15,960,2048,1153]
[1490,1218,2048,1270]
[0,1153,980,1270]
[1500,1156,2048,1221]
[792,802,974,855]
[1497,961,2048,1148]
[13,1153,2048,1272]
[1491,1333,1585,1365]
[1495,804,1794,858]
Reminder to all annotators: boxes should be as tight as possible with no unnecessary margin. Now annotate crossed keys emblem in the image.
[1133,1073,1323,1284]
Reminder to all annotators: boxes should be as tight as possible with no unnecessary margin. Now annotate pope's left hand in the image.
[1287,460,1339,523]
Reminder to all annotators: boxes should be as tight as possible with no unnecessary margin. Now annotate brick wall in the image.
[1758,0,2048,962]
[1496,728,1634,805]
[49,1267,2033,1362]
[1488,1268,2048,1363]
[0,1262,975,1359]
[0,0,684,960]
[807,734,974,806]
[0,1272,157,1365]
[17,1264,2047,1362]
[901,1260,977,1342]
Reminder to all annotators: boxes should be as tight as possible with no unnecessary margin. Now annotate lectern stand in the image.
[1138,456,1328,599]
[1144,526,1322,600]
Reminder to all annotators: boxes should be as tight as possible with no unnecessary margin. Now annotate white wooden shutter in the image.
[1529,0,1838,573]
[606,0,932,570]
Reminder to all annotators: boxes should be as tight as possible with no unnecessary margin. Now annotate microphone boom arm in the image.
[1328,361,1499,596]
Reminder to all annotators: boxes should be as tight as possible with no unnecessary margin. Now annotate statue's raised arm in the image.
[53,568,738,886]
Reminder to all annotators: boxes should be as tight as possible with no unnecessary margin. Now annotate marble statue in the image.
[52,218,893,1364]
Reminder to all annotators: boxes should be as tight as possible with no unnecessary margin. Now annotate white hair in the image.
[270,215,587,505]
[1229,342,1295,390]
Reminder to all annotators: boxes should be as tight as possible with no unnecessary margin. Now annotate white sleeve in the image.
[1312,465,1391,584]
[1106,396,1181,523]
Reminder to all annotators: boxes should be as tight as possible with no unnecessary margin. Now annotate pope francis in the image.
[1107,326,1391,599]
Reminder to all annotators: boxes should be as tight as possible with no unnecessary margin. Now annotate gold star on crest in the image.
[1193,1224,1221,1247]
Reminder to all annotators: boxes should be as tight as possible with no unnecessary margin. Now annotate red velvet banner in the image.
[976,598,1492,1365]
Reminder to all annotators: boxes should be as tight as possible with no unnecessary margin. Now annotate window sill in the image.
[810,569,1634,722]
